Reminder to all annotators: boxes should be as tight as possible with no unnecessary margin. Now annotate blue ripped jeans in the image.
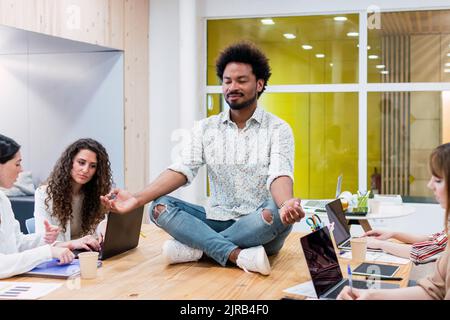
[149,195,292,266]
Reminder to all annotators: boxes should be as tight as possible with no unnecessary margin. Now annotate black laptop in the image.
[73,206,144,260]
[300,227,399,299]
[325,199,381,252]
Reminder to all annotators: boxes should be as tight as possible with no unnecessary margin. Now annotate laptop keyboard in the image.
[303,200,328,208]
[340,239,351,248]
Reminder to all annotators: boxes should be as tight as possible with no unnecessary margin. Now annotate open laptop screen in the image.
[325,199,351,246]
[300,227,344,297]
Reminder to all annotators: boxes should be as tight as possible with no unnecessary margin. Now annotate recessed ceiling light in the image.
[444,68,450,73]
[283,33,296,39]
[334,16,348,21]
[315,53,325,58]
[381,70,389,75]
[261,18,274,25]
[445,62,450,67]
[302,44,313,50]
[368,55,379,60]
[376,65,385,69]
[330,63,334,67]
[347,32,359,37]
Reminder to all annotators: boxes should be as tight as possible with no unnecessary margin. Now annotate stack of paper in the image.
[283,281,317,298]
[0,282,62,300]
[340,251,410,264]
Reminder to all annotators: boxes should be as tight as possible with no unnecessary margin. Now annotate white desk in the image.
[305,204,416,232]
[346,204,415,219]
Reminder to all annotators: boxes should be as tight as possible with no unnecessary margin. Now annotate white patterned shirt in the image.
[169,107,295,221]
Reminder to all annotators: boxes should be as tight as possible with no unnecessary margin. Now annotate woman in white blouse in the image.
[0,134,74,279]
[34,138,113,251]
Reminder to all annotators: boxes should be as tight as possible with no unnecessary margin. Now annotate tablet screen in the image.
[352,262,399,277]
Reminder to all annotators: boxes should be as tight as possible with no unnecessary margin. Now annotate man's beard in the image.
[225,92,258,110]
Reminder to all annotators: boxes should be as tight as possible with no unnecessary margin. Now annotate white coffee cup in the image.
[78,251,99,279]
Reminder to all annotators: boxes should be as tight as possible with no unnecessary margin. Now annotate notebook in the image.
[23,259,101,279]
[300,226,399,299]
[302,174,343,211]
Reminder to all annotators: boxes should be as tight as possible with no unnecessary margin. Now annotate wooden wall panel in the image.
[0,0,125,49]
[124,0,149,193]
[0,0,149,193]
[108,0,125,49]
[381,35,411,195]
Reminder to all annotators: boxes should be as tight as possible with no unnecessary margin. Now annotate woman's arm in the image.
[379,241,413,259]
[365,230,430,243]
[0,198,52,278]
[338,285,434,300]
[0,247,52,279]
[366,237,412,258]
[390,232,430,244]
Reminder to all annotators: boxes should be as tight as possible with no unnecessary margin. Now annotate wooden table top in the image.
[9,224,412,300]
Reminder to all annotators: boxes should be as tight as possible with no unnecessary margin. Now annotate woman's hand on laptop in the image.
[100,188,138,214]
[51,247,75,265]
[62,236,102,252]
[363,229,394,240]
[280,198,305,225]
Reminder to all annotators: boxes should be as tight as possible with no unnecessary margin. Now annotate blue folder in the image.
[24,259,101,279]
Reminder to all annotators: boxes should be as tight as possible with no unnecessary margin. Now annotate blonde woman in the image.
[338,143,450,300]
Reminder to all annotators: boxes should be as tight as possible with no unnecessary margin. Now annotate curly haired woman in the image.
[34,138,113,252]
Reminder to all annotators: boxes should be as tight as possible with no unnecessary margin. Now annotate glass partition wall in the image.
[206,10,450,201]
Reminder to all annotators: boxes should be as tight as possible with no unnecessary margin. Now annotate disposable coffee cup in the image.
[78,251,99,279]
[350,237,367,262]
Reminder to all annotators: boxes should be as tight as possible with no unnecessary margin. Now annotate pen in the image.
[108,193,117,200]
[347,264,353,295]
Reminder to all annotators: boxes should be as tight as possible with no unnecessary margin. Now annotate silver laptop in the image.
[325,199,381,252]
[302,174,343,211]
[300,226,399,299]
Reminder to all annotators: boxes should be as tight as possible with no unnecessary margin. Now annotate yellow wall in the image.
[207,15,359,86]
[207,16,361,199]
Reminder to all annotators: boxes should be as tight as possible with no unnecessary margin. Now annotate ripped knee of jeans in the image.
[261,208,273,224]
[152,204,167,220]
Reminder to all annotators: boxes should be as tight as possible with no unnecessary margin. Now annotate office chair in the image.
[25,217,35,234]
